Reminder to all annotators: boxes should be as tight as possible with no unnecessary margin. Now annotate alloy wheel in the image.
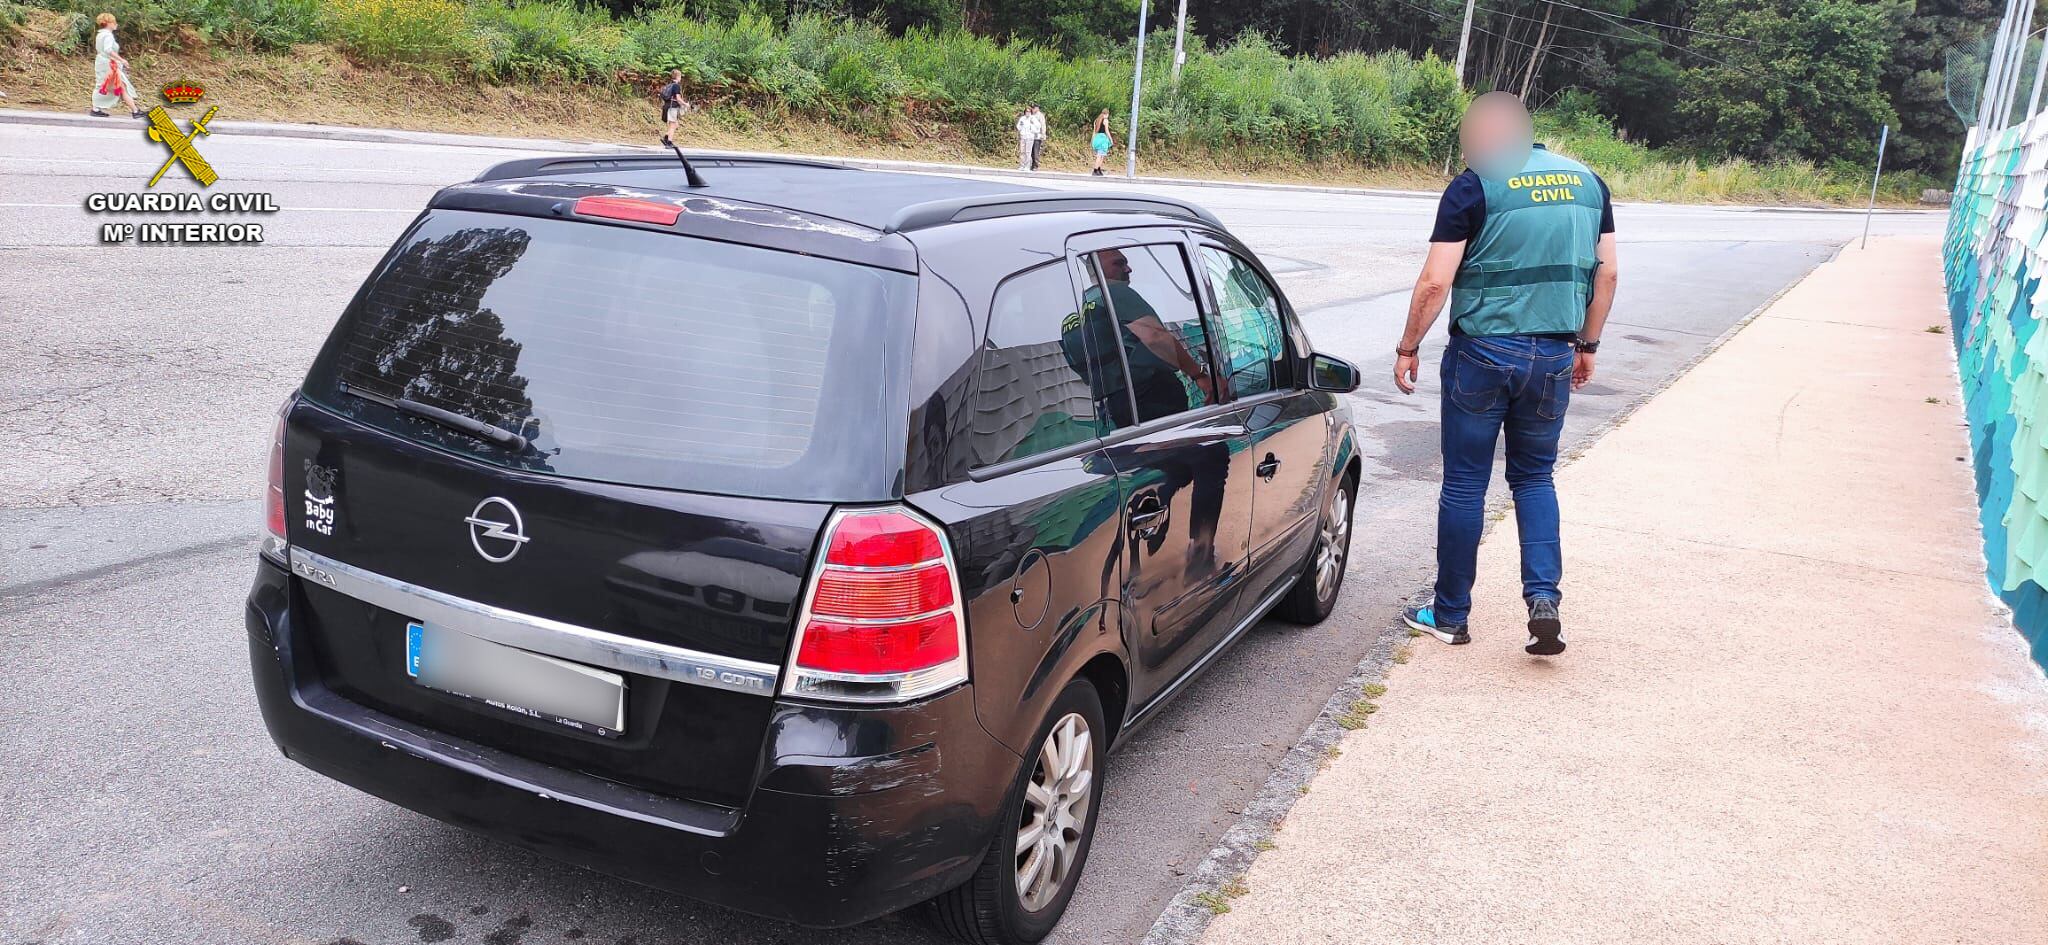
[1015,712,1093,912]
[1314,486,1351,601]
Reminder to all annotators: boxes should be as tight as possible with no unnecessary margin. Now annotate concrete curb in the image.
[3,107,1940,215]
[1135,244,1837,945]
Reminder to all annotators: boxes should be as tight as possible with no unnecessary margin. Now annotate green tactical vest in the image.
[1449,146,1604,337]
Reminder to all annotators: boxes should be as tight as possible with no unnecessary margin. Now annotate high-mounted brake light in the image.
[784,506,969,703]
[573,195,683,226]
[261,396,291,563]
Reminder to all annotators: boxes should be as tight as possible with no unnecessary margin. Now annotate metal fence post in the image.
[1863,125,1889,251]
[1126,1,1149,179]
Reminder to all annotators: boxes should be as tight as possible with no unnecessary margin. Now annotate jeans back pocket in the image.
[1535,362,1573,420]
[1447,350,1510,415]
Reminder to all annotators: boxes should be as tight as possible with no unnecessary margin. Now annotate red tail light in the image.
[261,398,290,562]
[574,195,683,226]
[786,507,968,702]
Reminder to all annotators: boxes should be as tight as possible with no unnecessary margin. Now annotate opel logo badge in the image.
[465,496,528,563]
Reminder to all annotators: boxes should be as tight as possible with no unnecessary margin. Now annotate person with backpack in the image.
[659,70,688,147]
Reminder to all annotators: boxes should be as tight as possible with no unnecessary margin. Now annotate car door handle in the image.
[1128,507,1167,537]
[1256,454,1281,480]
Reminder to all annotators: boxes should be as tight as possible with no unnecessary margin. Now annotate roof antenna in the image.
[667,141,708,188]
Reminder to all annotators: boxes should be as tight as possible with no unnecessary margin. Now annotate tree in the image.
[1677,0,1908,162]
[1882,0,2009,174]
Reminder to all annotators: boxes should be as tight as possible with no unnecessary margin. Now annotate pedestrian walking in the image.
[659,69,688,147]
[1016,107,1034,172]
[1027,104,1047,171]
[89,12,141,120]
[1394,91,1619,657]
[1089,109,1113,176]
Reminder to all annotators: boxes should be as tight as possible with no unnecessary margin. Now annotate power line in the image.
[1473,2,1742,70]
[1389,0,1605,73]
[1524,0,1774,46]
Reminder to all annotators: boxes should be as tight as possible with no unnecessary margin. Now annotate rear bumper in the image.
[245,558,1019,928]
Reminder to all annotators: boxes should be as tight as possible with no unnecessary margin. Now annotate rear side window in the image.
[967,262,1104,467]
[1198,246,1291,398]
[302,210,915,501]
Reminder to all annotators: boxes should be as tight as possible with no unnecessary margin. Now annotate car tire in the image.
[929,678,1106,945]
[1278,471,1355,625]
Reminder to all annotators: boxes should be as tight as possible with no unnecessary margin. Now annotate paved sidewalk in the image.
[1199,236,2048,945]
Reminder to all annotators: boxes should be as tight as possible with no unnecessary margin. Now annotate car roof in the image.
[467,153,1226,234]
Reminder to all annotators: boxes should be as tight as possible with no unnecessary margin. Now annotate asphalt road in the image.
[0,119,1946,945]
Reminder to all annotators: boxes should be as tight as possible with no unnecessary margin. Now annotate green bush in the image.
[223,0,324,48]
[27,0,320,48]
[0,0,30,37]
[323,0,467,67]
[466,0,632,81]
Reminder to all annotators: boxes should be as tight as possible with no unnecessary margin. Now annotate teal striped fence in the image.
[1944,122,2048,670]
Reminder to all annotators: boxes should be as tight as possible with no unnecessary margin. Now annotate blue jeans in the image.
[1432,334,1574,626]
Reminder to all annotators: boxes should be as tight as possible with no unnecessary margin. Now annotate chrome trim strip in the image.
[288,547,780,696]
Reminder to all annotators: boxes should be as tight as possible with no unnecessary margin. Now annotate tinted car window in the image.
[968,262,1106,466]
[301,210,915,501]
[1198,246,1291,398]
[1079,244,1217,425]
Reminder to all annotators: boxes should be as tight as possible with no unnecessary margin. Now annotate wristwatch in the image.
[1573,337,1601,354]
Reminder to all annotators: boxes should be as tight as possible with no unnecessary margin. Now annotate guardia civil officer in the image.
[1394,91,1619,656]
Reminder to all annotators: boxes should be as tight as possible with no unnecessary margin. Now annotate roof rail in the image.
[884,191,1226,234]
[474,151,852,183]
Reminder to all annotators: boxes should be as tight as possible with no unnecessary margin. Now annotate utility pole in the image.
[1171,0,1189,85]
[1452,0,1477,89]
[1126,0,1149,179]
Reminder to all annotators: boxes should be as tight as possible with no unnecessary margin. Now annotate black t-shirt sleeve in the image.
[1430,171,1486,243]
[1596,174,1615,234]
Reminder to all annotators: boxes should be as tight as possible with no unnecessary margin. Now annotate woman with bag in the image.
[90,12,141,119]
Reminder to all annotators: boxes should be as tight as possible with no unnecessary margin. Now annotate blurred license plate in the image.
[406,622,625,737]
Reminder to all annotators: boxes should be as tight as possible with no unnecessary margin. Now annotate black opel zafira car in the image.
[246,152,1362,945]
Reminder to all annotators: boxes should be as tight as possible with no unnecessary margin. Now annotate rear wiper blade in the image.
[338,382,529,452]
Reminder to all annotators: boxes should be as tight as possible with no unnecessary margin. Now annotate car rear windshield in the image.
[301,209,914,501]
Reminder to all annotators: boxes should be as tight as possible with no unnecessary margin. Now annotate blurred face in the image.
[1460,92,1534,182]
[1099,249,1132,283]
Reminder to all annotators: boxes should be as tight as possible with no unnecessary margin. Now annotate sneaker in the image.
[1526,598,1566,655]
[1403,604,1469,645]
[88,109,109,117]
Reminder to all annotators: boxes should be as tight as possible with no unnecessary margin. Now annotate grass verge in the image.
[0,8,1935,204]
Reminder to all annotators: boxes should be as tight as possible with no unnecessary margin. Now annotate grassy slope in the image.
[0,16,1920,205]
[0,37,1455,191]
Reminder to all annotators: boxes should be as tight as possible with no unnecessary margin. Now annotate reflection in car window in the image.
[301,210,913,500]
[1199,247,1290,399]
[1080,244,1217,425]
[969,262,1107,466]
